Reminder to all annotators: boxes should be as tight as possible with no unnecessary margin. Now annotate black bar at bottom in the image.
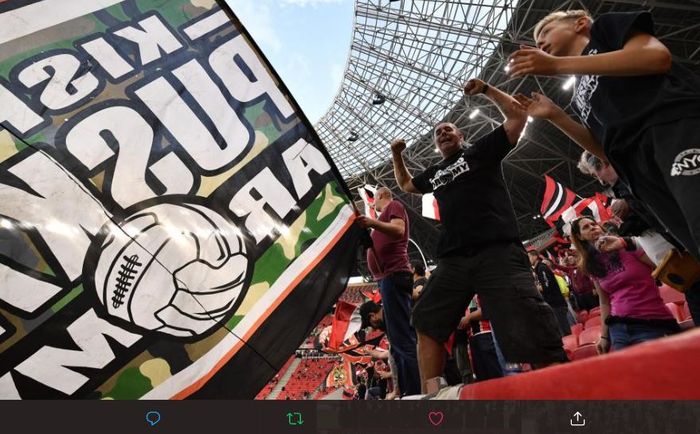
[0,400,698,434]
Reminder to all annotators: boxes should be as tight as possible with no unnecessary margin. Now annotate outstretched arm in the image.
[367,348,389,360]
[464,78,526,145]
[508,34,672,77]
[514,92,606,159]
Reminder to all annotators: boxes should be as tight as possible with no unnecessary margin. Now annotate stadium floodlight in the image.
[372,92,386,105]
[469,109,480,119]
[562,76,576,90]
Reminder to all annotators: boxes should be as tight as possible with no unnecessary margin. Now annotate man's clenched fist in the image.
[390,138,406,153]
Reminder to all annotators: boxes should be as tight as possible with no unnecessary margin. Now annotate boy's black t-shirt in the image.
[411,125,520,258]
[572,11,700,155]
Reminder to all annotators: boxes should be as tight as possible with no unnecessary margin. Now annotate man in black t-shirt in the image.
[509,9,700,324]
[391,79,567,393]
[411,260,427,301]
[528,251,569,336]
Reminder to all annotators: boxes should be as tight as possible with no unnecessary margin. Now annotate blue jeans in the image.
[379,272,421,396]
[608,322,669,350]
[492,331,522,376]
[469,332,503,381]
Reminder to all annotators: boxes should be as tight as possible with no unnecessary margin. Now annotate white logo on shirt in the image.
[573,49,599,124]
[671,148,700,176]
[429,156,469,190]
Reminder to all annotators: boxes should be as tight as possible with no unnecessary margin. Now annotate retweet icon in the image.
[89,203,251,337]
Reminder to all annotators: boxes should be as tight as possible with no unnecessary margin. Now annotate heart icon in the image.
[428,411,444,426]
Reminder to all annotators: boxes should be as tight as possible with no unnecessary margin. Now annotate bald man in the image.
[357,187,421,396]
[391,79,567,393]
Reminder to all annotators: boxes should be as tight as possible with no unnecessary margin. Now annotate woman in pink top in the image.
[570,217,679,354]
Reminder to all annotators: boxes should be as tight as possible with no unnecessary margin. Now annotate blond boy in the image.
[508,9,700,324]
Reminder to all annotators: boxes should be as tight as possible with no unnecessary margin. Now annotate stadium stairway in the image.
[267,358,301,400]
[456,328,700,400]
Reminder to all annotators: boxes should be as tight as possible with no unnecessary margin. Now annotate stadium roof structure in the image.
[314,0,700,264]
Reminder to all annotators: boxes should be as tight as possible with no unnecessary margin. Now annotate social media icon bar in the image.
[428,410,444,427]
[146,411,161,427]
[570,411,586,427]
[286,411,304,426]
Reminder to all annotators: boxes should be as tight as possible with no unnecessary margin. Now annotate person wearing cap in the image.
[390,78,567,393]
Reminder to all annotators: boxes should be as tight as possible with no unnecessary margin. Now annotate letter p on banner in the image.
[0,0,361,399]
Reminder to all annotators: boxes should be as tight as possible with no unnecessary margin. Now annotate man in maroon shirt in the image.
[357,187,420,396]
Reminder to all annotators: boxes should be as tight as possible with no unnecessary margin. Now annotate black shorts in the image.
[412,242,567,364]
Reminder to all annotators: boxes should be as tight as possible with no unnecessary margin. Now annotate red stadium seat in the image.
[666,302,684,323]
[571,344,598,361]
[681,302,693,322]
[577,310,589,323]
[562,334,578,351]
[562,334,578,360]
[570,323,584,337]
[659,284,686,305]
[680,302,695,329]
[459,329,700,399]
[579,326,601,346]
[584,315,602,329]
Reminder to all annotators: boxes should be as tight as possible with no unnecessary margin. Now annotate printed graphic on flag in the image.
[575,193,613,223]
[555,193,613,236]
[0,0,362,399]
[540,175,577,227]
[358,184,377,219]
[322,300,383,355]
[327,301,362,352]
[359,287,381,304]
[326,359,353,389]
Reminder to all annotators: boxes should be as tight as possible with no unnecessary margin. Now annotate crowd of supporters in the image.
[350,6,700,398]
[258,5,700,400]
[353,225,696,395]
[259,218,696,400]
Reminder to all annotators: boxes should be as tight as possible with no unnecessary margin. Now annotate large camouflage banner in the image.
[0,0,361,398]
